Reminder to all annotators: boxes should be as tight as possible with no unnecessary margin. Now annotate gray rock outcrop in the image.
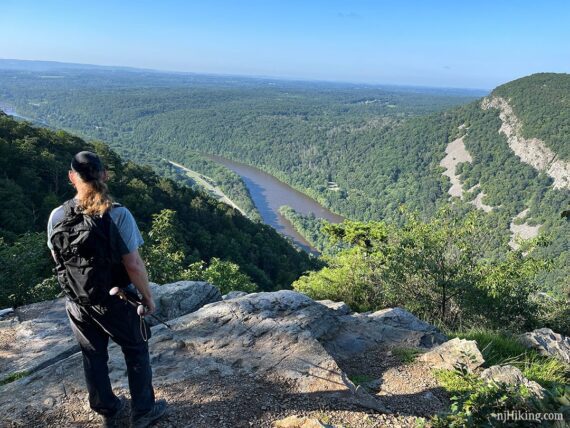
[0,281,221,383]
[481,365,546,399]
[222,290,249,300]
[325,307,446,361]
[519,328,570,364]
[0,298,77,380]
[0,289,447,423]
[150,281,222,326]
[418,337,484,371]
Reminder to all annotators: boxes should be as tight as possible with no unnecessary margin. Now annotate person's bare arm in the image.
[122,249,156,314]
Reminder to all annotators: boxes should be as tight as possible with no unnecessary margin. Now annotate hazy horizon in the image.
[1,1,569,90]
[0,57,494,92]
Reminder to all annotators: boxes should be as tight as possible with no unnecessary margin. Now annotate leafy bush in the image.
[294,208,550,331]
[432,366,562,428]
[184,258,258,295]
[0,233,54,308]
[142,209,258,294]
[141,209,188,284]
[433,365,569,427]
[29,276,60,303]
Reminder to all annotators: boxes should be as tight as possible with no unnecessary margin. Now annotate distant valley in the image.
[0,60,568,296]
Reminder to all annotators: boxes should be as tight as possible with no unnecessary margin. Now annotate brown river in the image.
[207,154,345,253]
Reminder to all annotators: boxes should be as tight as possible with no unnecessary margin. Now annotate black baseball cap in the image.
[71,151,104,182]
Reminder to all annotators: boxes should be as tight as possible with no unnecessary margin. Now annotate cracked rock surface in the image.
[1,289,447,426]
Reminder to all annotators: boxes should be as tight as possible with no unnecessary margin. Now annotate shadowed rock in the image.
[223,290,249,300]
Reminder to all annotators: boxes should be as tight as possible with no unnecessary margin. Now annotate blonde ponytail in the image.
[78,178,114,216]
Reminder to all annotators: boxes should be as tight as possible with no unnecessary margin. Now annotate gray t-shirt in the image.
[47,201,144,254]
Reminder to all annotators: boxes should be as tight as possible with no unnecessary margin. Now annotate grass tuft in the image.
[348,374,375,386]
[392,346,423,364]
[0,370,30,386]
[450,328,569,389]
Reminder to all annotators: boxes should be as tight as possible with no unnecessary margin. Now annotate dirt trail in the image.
[30,348,445,428]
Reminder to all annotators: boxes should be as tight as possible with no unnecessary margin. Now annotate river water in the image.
[207,154,344,253]
[0,105,344,253]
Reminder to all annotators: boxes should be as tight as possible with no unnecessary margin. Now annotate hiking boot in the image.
[101,396,127,428]
[130,399,167,428]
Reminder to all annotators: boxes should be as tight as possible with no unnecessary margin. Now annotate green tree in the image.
[294,208,551,330]
[184,257,257,295]
[0,233,55,308]
[141,209,187,284]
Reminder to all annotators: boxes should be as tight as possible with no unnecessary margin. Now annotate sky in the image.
[1,0,569,89]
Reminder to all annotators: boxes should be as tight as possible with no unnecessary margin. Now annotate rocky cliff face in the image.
[481,96,570,189]
[0,283,448,427]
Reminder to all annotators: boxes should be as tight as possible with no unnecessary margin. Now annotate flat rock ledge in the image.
[0,281,221,382]
[0,289,446,424]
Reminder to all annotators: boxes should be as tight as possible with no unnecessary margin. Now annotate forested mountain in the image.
[0,111,317,307]
[0,60,482,220]
[0,63,567,296]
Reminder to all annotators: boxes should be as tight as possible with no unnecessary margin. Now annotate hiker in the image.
[47,151,167,428]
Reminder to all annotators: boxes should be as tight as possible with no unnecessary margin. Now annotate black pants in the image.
[66,296,154,418]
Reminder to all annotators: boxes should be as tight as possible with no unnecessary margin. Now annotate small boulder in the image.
[418,338,484,371]
[481,365,546,399]
[519,328,570,364]
[150,281,222,326]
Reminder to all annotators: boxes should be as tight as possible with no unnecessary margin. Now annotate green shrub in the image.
[520,354,569,389]
[184,258,258,295]
[434,329,570,427]
[294,208,550,331]
[432,365,569,427]
[0,233,54,308]
[142,209,258,294]
[29,276,60,303]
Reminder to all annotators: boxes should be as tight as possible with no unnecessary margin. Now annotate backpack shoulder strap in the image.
[62,198,79,218]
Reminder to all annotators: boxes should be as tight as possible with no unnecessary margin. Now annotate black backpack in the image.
[50,199,131,305]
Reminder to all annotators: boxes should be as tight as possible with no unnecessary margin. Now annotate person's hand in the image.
[140,295,156,315]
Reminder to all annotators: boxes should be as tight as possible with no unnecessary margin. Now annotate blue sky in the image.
[1,0,569,89]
